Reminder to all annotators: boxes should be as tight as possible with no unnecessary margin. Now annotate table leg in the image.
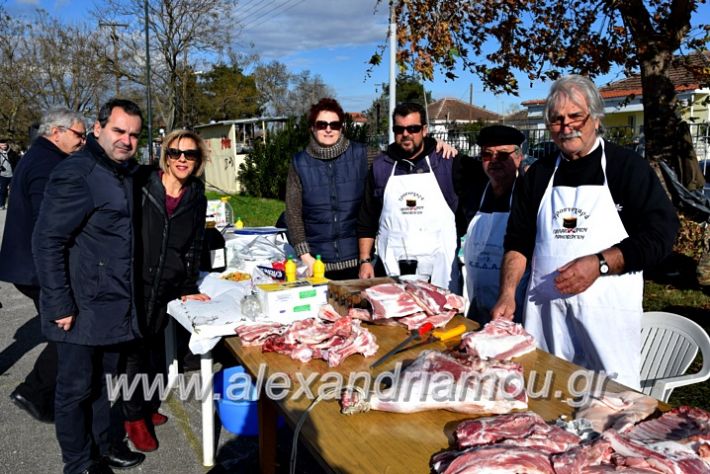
[258,395,278,474]
[201,351,215,467]
[164,317,179,391]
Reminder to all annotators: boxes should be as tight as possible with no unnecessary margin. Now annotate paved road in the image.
[0,207,239,473]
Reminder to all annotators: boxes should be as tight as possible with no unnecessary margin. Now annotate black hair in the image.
[393,102,427,124]
[97,98,143,127]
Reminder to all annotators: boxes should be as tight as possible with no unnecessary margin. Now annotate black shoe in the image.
[9,388,53,423]
[80,462,114,474]
[102,444,145,470]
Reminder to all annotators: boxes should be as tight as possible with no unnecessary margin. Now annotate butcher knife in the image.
[392,324,467,355]
[369,322,435,368]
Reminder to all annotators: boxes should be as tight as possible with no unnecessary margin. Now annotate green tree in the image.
[376,0,709,189]
[193,64,261,123]
[365,73,433,134]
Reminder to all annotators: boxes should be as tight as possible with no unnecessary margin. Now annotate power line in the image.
[241,0,305,31]
[238,0,279,23]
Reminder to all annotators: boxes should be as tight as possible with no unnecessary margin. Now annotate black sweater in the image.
[504,140,679,272]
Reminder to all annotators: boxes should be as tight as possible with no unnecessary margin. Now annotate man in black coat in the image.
[33,99,146,474]
[0,107,86,422]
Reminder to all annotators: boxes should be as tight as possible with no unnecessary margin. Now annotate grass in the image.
[206,192,285,227]
[207,194,710,410]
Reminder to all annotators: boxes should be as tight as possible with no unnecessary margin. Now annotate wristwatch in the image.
[358,257,373,265]
[597,253,610,275]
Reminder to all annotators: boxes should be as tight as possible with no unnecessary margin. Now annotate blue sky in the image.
[7,0,710,115]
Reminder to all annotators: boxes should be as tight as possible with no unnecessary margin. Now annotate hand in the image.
[182,293,211,302]
[555,255,599,295]
[359,262,375,279]
[435,139,458,159]
[490,295,516,321]
[300,253,316,277]
[55,315,74,331]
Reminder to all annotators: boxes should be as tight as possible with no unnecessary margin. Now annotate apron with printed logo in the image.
[524,139,642,389]
[464,182,526,324]
[377,155,458,290]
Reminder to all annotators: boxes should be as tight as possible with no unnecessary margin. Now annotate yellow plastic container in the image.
[284,257,297,282]
[235,216,244,229]
[313,254,325,280]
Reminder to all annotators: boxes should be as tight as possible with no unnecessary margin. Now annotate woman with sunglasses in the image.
[285,98,368,279]
[122,129,210,452]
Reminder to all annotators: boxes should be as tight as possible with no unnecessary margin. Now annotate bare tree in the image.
[253,60,291,116]
[96,0,240,131]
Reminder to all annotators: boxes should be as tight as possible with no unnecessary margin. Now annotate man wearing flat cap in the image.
[461,124,528,324]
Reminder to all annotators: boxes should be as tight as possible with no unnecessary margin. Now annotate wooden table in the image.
[223,315,653,473]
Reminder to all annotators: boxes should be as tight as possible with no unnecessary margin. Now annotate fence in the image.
[369,122,710,161]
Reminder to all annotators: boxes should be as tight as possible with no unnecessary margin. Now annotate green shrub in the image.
[237,115,372,199]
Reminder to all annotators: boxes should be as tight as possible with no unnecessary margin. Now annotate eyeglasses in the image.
[166,148,201,161]
[480,149,517,162]
[393,124,424,135]
[64,127,86,140]
[314,120,342,131]
[549,114,590,131]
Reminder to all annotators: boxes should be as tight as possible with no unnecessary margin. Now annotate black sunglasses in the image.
[166,148,201,161]
[480,149,517,162]
[393,124,424,135]
[314,120,342,131]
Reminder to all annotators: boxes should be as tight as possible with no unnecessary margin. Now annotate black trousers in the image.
[55,342,120,474]
[120,331,167,421]
[14,284,58,419]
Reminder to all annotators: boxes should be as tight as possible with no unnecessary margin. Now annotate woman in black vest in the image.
[286,98,368,280]
[123,129,210,452]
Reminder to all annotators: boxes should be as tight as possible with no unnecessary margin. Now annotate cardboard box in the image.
[255,279,328,322]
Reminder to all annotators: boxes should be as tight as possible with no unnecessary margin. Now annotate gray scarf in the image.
[306,133,350,160]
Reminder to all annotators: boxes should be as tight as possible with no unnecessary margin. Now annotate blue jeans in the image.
[0,176,10,207]
[54,342,121,474]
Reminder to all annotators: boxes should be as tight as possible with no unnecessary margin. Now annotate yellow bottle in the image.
[235,216,244,229]
[313,254,325,280]
[284,256,297,282]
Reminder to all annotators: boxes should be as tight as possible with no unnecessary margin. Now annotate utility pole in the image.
[144,0,153,164]
[98,21,128,96]
[388,1,397,144]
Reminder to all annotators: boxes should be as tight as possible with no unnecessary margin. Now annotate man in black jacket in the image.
[33,99,145,474]
[0,107,86,423]
[491,75,678,389]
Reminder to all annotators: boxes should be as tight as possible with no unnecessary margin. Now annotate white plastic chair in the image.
[640,311,710,402]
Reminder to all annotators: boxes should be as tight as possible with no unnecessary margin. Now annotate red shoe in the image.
[124,419,158,452]
[151,411,168,426]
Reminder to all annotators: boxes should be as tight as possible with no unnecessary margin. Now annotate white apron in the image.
[464,182,525,324]
[524,139,643,389]
[377,156,458,290]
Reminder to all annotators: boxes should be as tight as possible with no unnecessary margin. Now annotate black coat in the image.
[0,137,68,286]
[134,167,206,334]
[32,135,142,345]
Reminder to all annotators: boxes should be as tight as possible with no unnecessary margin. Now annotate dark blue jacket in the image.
[32,135,141,345]
[292,142,367,263]
[0,137,68,287]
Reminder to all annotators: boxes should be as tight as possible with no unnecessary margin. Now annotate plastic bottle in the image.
[235,216,244,229]
[219,196,234,229]
[200,221,227,272]
[313,254,325,280]
[284,256,297,282]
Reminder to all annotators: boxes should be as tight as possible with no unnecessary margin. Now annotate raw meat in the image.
[454,411,550,448]
[434,446,555,474]
[460,319,536,360]
[238,311,378,367]
[234,322,287,346]
[318,303,342,321]
[397,309,457,330]
[362,283,422,319]
[602,429,709,474]
[626,406,710,444]
[575,391,659,433]
[340,350,527,415]
[552,439,613,474]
